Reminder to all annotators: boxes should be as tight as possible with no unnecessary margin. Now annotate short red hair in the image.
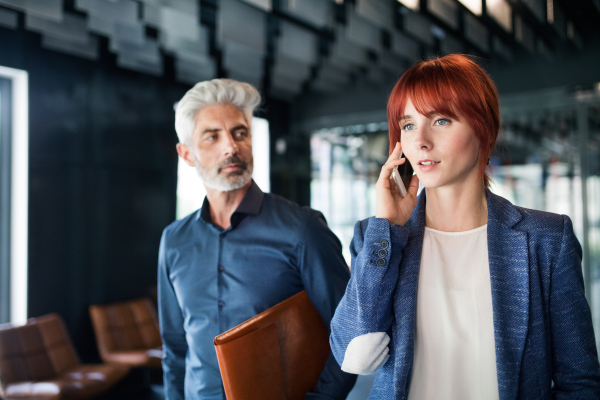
[387,54,500,188]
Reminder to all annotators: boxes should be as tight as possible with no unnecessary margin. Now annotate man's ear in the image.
[176,143,196,167]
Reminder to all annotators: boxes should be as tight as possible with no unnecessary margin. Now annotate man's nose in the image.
[223,132,239,155]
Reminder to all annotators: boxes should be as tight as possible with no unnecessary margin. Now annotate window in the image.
[0,77,10,324]
[0,66,28,326]
[176,117,270,220]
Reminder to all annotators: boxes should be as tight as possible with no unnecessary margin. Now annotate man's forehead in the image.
[195,105,248,128]
[194,105,250,133]
[196,104,245,119]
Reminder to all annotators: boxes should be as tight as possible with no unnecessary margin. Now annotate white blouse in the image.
[407,225,499,400]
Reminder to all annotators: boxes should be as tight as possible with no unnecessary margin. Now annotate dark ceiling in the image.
[0,0,598,101]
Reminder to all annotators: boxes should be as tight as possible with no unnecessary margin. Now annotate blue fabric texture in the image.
[330,189,600,400]
[159,181,356,400]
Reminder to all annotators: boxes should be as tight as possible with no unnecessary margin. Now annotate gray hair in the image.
[174,78,261,144]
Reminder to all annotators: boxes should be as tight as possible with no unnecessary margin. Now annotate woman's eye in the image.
[402,123,415,131]
[435,118,450,126]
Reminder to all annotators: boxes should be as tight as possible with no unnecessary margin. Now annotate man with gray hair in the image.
[158,79,356,400]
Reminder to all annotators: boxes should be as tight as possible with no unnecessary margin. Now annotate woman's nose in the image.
[413,126,432,150]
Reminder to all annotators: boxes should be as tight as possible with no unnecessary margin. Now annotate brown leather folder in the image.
[213,290,331,400]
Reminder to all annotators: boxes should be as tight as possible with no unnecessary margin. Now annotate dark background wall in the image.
[0,21,295,361]
[291,32,600,125]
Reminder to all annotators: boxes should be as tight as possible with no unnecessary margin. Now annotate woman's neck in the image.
[424,182,488,232]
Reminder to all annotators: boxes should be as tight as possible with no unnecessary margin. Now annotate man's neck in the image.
[205,181,252,230]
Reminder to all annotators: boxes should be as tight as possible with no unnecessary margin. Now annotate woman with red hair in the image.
[330,54,600,399]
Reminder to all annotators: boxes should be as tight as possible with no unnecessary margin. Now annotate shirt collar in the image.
[199,180,265,229]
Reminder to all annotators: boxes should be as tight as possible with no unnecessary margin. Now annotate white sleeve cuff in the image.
[341,332,390,375]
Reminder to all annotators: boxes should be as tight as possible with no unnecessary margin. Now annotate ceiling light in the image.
[457,0,482,15]
[398,0,419,12]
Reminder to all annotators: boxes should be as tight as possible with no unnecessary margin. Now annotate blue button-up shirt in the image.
[158,181,356,400]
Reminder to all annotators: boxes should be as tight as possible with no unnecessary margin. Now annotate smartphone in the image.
[392,151,414,198]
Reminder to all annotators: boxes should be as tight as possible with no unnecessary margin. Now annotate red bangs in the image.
[403,80,460,123]
[387,54,500,187]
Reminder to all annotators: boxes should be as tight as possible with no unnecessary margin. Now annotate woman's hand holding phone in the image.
[375,142,419,226]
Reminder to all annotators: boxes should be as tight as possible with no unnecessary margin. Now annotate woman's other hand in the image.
[375,142,419,226]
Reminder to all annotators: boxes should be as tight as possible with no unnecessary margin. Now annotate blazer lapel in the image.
[394,190,426,396]
[486,190,530,400]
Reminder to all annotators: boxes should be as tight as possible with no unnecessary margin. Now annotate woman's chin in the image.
[415,176,440,189]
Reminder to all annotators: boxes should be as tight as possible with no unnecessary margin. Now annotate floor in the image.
[0,369,375,400]
[103,371,376,400]
[95,368,165,400]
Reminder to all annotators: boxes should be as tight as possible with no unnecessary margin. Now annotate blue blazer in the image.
[330,189,600,400]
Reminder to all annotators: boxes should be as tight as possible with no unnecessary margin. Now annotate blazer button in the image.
[380,239,389,249]
[378,249,388,258]
[376,259,386,267]
[218,265,225,272]
[218,301,225,307]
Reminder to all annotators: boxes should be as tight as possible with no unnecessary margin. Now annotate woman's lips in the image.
[418,162,440,172]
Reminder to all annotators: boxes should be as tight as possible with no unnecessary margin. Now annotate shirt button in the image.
[218,301,225,307]
[376,259,386,267]
[380,239,389,249]
[378,249,388,258]
[218,265,225,272]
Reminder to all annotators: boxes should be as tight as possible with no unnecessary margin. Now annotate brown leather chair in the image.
[89,298,162,368]
[0,313,129,400]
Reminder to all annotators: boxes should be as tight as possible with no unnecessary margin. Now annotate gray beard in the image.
[194,155,254,192]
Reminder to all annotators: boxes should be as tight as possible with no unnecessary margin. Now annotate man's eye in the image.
[235,131,248,138]
[206,135,217,141]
